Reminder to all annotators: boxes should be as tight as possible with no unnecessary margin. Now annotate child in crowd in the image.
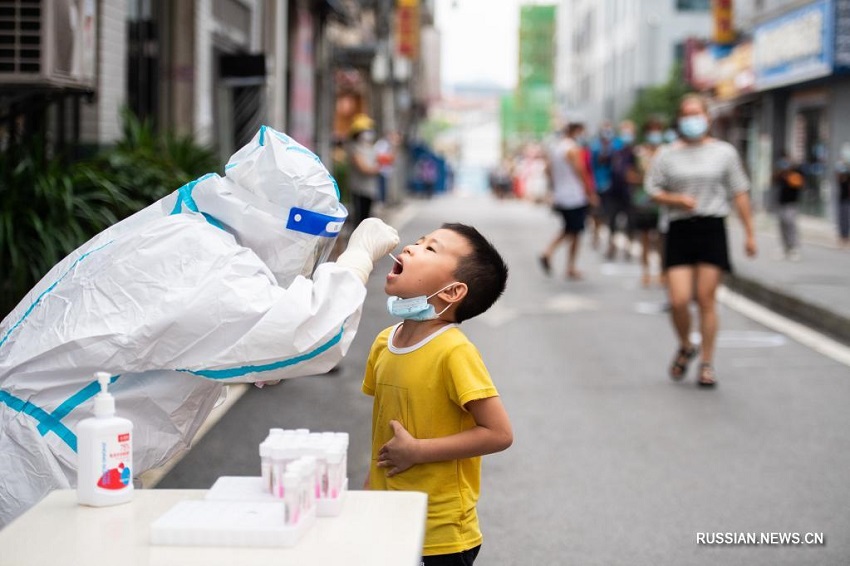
[362,223,513,566]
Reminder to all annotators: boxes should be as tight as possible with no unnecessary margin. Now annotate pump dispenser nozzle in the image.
[93,372,115,418]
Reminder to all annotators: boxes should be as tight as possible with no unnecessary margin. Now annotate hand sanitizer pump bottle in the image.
[77,372,134,506]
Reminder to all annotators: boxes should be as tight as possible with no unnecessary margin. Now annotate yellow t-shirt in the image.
[362,323,499,556]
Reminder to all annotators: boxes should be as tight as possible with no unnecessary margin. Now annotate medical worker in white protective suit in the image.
[0,126,399,528]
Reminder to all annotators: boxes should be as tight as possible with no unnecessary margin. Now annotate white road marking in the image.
[715,330,787,348]
[480,294,599,327]
[718,286,850,367]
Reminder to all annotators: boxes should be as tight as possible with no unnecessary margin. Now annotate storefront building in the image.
[708,0,850,222]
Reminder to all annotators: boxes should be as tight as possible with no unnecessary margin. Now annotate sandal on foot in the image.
[697,363,717,387]
[669,345,698,381]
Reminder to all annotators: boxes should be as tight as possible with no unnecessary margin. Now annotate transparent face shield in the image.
[284,204,348,280]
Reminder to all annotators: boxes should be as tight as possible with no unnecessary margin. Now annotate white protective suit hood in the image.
[196,127,346,284]
[0,127,364,528]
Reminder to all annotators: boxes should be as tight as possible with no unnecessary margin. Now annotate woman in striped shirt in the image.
[645,94,757,387]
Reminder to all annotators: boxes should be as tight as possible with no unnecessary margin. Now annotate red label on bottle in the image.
[97,462,131,490]
[118,433,130,442]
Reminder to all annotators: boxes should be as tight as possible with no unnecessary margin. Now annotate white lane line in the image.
[718,286,850,367]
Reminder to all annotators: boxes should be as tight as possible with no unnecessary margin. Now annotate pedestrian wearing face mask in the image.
[539,122,599,280]
[363,223,513,565]
[773,151,804,260]
[645,94,757,387]
[836,144,850,248]
[632,118,666,286]
[590,120,621,249]
[347,114,381,226]
[606,120,639,261]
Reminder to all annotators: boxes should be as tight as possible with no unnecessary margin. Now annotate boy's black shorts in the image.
[422,544,481,566]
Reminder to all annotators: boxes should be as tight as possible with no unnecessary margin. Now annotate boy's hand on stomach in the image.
[377,420,418,477]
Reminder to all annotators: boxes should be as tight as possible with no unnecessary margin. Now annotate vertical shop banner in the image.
[396,0,420,59]
[290,8,316,149]
[712,0,735,45]
[79,0,98,82]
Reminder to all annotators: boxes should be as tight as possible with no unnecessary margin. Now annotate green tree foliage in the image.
[626,64,691,131]
[0,110,218,317]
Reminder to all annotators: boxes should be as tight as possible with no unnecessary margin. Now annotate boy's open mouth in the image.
[391,260,403,275]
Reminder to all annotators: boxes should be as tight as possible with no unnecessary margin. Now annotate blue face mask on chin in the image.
[678,116,708,140]
[387,282,459,321]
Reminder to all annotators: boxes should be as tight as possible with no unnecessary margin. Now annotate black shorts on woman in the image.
[664,216,732,272]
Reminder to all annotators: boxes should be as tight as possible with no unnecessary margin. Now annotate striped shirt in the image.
[645,139,749,221]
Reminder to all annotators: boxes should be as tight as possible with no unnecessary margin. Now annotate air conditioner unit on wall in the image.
[0,0,97,90]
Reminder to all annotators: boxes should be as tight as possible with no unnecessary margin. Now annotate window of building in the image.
[674,41,686,65]
[127,0,161,127]
[676,0,710,11]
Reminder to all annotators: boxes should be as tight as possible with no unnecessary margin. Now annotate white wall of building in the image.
[557,0,712,131]
[195,0,215,146]
[80,0,127,145]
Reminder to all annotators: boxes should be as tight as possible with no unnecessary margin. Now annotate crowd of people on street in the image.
[534,94,758,388]
[535,115,669,287]
[522,91,849,389]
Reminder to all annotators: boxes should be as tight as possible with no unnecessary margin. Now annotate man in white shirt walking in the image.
[539,122,600,280]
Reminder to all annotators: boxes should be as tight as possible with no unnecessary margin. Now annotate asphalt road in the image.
[157,192,850,566]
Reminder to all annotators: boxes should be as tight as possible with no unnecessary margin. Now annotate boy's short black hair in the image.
[442,223,508,323]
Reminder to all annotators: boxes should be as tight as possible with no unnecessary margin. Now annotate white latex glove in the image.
[336,218,400,284]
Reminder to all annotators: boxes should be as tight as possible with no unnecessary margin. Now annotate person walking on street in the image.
[375,130,400,203]
[645,94,757,387]
[774,151,804,260]
[632,118,666,286]
[539,122,599,280]
[347,114,381,226]
[837,144,850,248]
[589,120,620,249]
[606,120,638,261]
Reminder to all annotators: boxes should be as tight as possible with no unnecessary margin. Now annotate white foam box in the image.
[317,478,347,517]
[206,476,348,517]
[150,499,315,547]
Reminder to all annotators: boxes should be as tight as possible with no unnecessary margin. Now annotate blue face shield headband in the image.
[386,282,460,321]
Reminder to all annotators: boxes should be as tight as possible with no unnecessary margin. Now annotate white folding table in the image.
[0,489,428,566]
